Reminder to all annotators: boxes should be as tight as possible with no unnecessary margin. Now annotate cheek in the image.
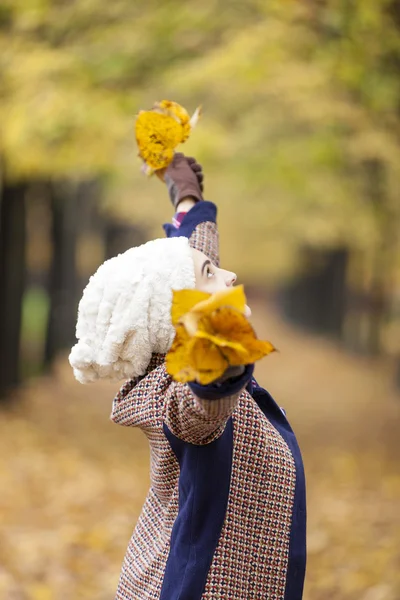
[194,268,227,293]
[194,276,219,293]
[195,279,213,293]
[202,275,227,293]
[203,281,220,293]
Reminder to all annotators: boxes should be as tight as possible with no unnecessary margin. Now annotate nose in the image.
[225,271,237,287]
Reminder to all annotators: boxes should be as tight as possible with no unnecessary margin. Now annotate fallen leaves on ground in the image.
[1,299,400,599]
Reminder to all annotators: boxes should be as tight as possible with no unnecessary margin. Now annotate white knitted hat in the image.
[69,236,196,383]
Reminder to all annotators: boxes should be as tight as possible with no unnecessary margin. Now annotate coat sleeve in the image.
[163,201,220,267]
[110,358,170,432]
[163,364,254,445]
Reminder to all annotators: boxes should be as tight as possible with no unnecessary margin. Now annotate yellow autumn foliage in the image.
[166,285,275,384]
[135,100,201,174]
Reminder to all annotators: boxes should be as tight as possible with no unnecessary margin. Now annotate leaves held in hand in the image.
[166,285,275,384]
[135,100,201,174]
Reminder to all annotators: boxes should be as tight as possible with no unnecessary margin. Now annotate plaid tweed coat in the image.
[111,201,306,600]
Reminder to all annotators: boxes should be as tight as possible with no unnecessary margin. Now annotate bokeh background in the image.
[1,1,400,598]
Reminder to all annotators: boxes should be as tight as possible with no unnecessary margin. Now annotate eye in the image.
[206,265,214,278]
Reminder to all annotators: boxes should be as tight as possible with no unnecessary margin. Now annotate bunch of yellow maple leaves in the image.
[135,100,201,175]
[166,286,275,384]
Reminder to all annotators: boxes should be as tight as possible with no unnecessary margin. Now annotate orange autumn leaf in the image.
[166,322,198,383]
[209,306,275,363]
[189,337,229,385]
[135,100,201,174]
[166,286,275,384]
[178,285,247,337]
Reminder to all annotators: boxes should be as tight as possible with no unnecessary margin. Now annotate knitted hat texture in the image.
[69,236,195,383]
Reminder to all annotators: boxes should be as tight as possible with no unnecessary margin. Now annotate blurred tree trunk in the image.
[343,160,398,357]
[362,159,396,356]
[0,180,27,399]
[279,247,349,339]
[105,221,147,259]
[45,179,103,366]
[45,181,80,365]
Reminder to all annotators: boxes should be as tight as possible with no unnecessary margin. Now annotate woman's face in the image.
[191,248,251,317]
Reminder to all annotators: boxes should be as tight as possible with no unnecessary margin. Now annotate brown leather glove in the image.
[163,152,204,209]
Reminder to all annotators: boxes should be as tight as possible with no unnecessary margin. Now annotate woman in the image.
[70,154,306,599]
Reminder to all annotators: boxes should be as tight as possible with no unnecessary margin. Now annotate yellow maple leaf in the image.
[166,285,275,384]
[171,288,210,326]
[135,100,201,174]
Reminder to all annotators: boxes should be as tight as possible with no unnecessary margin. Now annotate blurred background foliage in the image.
[1,0,400,393]
[0,2,400,597]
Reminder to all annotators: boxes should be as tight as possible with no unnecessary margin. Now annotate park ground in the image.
[1,298,399,600]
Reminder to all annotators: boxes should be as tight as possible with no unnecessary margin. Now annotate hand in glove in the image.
[157,152,204,209]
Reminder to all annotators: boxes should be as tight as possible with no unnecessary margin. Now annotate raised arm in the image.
[156,154,252,443]
[164,364,254,444]
[161,153,220,267]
